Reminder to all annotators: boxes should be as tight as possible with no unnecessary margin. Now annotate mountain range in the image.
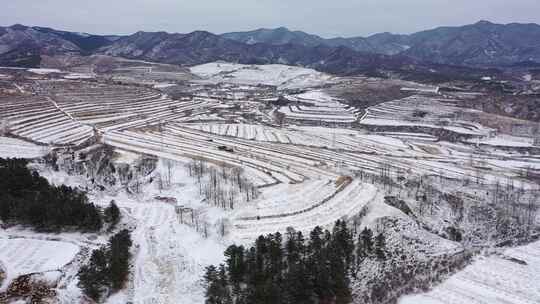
[2,20,540,77]
[222,21,540,66]
[221,27,411,55]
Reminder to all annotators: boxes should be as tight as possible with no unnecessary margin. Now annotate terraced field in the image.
[360,95,495,137]
[5,78,530,240]
[0,95,94,145]
[279,90,358,126]
[43,81,220,131]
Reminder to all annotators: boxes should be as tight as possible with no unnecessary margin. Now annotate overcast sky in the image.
[3,0,540,37]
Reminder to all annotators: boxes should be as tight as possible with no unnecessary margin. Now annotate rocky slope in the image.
[0,24,117,67]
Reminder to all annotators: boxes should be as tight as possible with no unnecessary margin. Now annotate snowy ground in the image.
[279,90,358,124]
[3,61,540,303]
[27,68,62,75]
[0,237,79,291]
[0,136,49,158]
[190,62,336,89]
[360,95,495,137]
[231,180,381,242]
[116,200,225,304]
[63,73,95,80]
[0,161,225,304]
[399,240,540,304]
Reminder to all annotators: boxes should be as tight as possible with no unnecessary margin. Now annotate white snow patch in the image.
[27,68,62,75]
[153,83,177,89]
[63,73,95,79]
[0,238,79,291]
[0,137,48,158]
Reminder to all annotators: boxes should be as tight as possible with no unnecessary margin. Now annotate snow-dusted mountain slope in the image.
[400,240,540,304]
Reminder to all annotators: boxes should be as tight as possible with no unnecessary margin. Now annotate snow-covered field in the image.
[190,62,336,89]
[467,134,536,148]
[360,95,495,137]
[0,95,95,145]
[103,119,540,193]
[400,240,540,304]
[279,90,358,124]
[0,136,48,158]
[0,238,79,291]
[231,180,380,241]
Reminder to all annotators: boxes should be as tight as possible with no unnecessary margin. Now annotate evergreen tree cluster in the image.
[204,220,384,304]
[0,158,103,232]
[355,227,387,268]
[78,229,133,301]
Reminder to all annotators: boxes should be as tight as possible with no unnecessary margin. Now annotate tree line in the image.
[0,158,107,232]
[78,229,133,302]
[204,220,388,304]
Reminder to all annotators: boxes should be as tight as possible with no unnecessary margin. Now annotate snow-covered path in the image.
[118,202,225,304]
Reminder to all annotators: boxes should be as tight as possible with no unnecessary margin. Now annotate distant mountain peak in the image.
[9,24,29,31]
[221,26,326,48]
[274,26,290,31]
[475,20,495,26]
[189,30,215,36]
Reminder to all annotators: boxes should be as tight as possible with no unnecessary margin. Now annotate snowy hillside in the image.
[400,240,540,304]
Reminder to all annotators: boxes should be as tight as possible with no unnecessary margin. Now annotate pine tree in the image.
[330,221,353,304]
[205,265,223,304]
[104,200,121,230]
[285,231,313,304]
[108,229,132,290]
[309,228,333,303]
[333,220,354,270]
[268,232,283,279]
[224,244,245,296]
[218,264,233,304]
[243,247,258,303]
[355,227,374,275]
[267,232,284,304]
[374,233,387,260]
[360,227,374,255]
[78,248,108,301]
